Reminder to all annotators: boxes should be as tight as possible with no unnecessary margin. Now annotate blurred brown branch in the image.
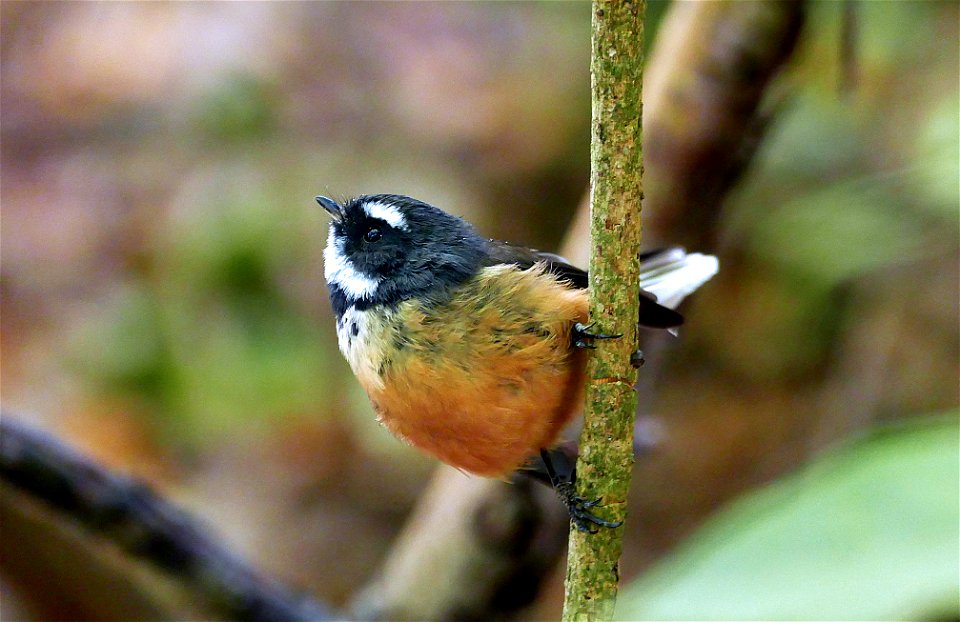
[351,470,568,621]
[640,0,804,250]
[0,414,335,622]
[355,3,806,621]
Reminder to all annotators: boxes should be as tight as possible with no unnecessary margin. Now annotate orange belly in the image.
[357,264,588,477]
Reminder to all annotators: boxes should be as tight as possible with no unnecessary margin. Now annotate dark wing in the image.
[485,241,588,288]
[485,241,684,329]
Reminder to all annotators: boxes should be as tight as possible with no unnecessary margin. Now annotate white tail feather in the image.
[640,251,719,310]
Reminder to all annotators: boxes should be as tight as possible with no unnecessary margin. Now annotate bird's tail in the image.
[636,247,719,333]
[640,247,719,310]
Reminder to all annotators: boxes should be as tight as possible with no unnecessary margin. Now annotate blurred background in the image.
[1,1,957,620]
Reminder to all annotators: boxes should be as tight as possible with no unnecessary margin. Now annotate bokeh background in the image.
[2,2,957,620]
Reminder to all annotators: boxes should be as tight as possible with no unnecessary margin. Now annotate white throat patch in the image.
[324,227,382,299]
[362,200,409,230]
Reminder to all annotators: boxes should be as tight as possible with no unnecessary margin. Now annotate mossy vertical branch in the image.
[562,0,644,620]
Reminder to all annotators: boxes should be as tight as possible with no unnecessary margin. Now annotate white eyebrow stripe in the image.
[362,200,409,230]
[323,227,382,299]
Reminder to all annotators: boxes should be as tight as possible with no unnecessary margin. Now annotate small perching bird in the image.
[319,194,718,530]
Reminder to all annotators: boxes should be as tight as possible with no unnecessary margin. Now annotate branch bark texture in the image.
[563,1,645,620]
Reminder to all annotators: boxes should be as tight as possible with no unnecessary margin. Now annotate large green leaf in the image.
[617,414,960,621]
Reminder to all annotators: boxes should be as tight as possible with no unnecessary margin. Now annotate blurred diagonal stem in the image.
[0,415,335,621]
[562,0,645,620]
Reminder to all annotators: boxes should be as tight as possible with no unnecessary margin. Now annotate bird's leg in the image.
[539,449,622,533]
[572,322,622,350]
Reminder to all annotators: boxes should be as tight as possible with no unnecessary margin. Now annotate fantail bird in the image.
[318,193,718,531]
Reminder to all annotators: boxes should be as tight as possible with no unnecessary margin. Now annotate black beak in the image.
[315,196,342,221]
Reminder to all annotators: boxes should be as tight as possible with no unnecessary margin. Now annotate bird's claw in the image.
[572,322,622,350]
[556,481,623,533]
[581,496,601,509]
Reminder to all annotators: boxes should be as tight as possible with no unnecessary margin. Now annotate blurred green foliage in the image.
[194,73,278,143]
[709,16,959,381]
[617,413,960,621]
[70,181,338,445]
[736,92,956,286]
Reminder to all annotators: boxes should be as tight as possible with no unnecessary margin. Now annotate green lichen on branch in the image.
[562,0,645,620]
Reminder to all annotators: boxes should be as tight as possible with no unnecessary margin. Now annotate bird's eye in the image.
[364,227,382,243]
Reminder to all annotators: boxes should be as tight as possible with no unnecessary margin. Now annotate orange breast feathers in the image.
[355,263,589,477]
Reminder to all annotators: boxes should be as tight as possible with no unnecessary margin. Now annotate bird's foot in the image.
[539,449,622,533]
[572,322,622,350]
[554,481,623,533]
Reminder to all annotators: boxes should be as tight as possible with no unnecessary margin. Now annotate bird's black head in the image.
[319,194,489,317]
